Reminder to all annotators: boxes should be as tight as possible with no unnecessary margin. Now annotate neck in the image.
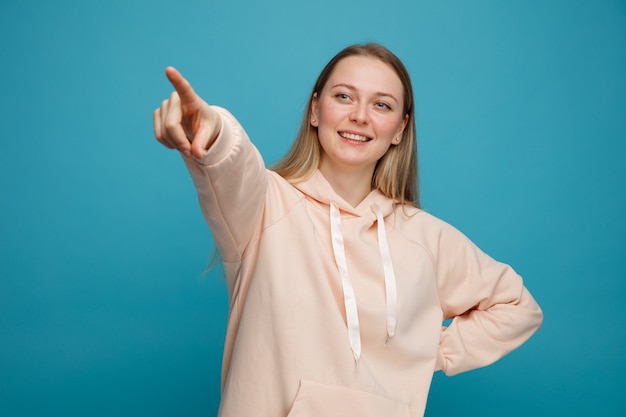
[318,162,375,207]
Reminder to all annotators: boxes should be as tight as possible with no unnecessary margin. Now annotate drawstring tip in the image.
[384,334,393,346]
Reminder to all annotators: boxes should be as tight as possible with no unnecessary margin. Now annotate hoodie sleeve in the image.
[182,106,267,263]
[433,221,543,376]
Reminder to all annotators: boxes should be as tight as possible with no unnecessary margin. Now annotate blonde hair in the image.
[272,43,420,207]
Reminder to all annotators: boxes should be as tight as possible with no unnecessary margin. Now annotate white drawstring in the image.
[330,202,362,363]
[373,205,398,345]
[329,202,399,364]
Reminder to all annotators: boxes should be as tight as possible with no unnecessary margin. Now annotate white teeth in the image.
[340,132,370,142]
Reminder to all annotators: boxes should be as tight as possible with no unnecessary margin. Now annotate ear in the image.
[310,93,319,127]
[393,114,409,145]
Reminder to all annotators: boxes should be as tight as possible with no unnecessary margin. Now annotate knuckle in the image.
[163,119,180,132]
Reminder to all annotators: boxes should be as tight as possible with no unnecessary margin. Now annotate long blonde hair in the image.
[272,43,420,207]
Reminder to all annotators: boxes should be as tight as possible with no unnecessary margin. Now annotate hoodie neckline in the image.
[294,169,395,219]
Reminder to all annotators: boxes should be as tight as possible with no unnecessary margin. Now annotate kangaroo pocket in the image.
[286,379,411,417]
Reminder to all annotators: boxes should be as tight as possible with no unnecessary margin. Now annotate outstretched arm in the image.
[153,68,267,266]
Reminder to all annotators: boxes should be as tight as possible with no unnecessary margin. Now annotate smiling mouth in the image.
[339,132,372,142]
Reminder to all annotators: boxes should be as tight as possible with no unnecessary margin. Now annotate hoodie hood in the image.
[293,170,396,218]
[294,170,398,364]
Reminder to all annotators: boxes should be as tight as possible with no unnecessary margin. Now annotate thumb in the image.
[165,66,200,106]
[189,116,222,159]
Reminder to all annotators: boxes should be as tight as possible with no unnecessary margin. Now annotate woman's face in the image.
[311,55,408,177]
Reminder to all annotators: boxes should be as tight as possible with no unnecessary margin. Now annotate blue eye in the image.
[376,102,391,110]
[335,93,350,100]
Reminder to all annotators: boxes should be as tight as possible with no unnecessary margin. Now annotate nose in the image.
[349,103,369,124]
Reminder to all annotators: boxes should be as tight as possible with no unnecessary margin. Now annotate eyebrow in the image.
[330,83,400,104]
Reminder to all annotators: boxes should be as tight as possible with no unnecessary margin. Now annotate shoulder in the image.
[393,206,458,234]
[392,206,477,255]
[262,170,307,223]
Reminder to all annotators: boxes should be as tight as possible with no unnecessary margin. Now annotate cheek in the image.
[375,117,404,137]
[318,98,349,123]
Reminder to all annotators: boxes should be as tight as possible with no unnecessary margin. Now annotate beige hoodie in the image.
[183,107,543,417]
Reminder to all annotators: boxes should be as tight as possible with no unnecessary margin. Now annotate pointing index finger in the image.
[164,66,199,105]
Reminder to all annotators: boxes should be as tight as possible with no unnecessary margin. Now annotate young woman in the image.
[153,43,543,417]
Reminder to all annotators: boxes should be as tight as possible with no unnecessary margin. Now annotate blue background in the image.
[1,0,625,416]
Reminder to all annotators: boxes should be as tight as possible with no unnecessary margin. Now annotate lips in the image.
[339,131,372,142]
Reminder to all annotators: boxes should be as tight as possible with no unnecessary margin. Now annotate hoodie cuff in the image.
[192,106,238,166]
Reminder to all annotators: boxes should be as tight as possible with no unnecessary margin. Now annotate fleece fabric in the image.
[182,107,543,417]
